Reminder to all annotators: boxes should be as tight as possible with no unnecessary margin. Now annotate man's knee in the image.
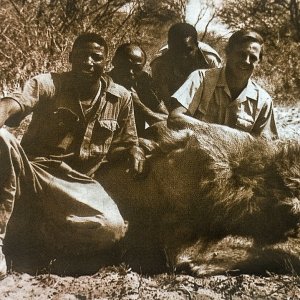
[103,212,128,243]
[64,208,128,250]
[91,183,128,243]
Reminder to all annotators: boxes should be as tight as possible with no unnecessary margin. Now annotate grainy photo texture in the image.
[0,0,299,299]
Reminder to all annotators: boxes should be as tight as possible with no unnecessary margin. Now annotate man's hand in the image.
[129,145,147,179]
[131,89,168,125]
[168,105,202,130]
[150,112,168,123]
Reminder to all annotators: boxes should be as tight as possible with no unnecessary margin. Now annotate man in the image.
[0,33,146,278]
[109,43,168,136]
[168,30,278,139]
[151,22,222,111]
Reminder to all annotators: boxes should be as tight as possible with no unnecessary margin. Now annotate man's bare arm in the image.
[131,91,168,125]
[168,100,202,129]
[156,101,169,115]
[0,98,22,128]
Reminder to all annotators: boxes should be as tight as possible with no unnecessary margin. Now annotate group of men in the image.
[0,22,278,278]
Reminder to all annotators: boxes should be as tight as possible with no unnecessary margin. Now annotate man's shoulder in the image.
[189,67,222,82]
[32,72,66,80]
[30,72,70,88]
[198,41,221,60]
[22,72,68,98]
[150,51,171,69]
[251,80,272,102]
[105,75,131,99]
[30,72,54,83]
[150,42,222,68]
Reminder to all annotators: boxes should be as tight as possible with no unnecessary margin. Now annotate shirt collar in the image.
[102,74,123,98]
[216,66,227,87]
[217,66,258,102]
[244,80,259,101]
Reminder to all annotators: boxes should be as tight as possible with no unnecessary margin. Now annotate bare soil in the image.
[1,105,300,300]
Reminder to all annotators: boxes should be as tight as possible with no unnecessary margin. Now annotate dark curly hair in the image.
[72,32,108,55]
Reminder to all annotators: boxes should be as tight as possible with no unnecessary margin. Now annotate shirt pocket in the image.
[89,119,119,156]
[41,107,80,152]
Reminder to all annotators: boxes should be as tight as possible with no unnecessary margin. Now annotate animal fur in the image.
[5,120,300,275]
[96,121,300,274]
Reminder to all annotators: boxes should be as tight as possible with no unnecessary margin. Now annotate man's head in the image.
[225,30,264,80]
[69,33,108,82]
[167,23,199,73]
[111,43,146,87]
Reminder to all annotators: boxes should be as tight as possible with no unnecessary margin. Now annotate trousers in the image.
[0,128,127,253]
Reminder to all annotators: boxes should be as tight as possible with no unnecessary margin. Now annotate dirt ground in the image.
[274,105,300,140]
[0,104,300,300]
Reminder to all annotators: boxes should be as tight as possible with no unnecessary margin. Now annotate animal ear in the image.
[157,128,194,153]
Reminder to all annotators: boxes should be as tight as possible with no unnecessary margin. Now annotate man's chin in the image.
[228,66,252,78]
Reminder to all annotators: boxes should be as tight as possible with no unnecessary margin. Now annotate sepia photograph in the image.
[0,0,299,298]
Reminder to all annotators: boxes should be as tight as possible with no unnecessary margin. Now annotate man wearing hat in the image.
[168,29,278,139]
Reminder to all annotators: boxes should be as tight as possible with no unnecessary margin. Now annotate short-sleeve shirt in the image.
[4,72,138,174]
[172,67,278,139]
[150,42,222,110]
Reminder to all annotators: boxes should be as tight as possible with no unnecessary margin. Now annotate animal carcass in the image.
[96,120,300,274]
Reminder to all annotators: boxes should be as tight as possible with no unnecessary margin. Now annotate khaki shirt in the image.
[172,67,278,139]
[5,72,138,174]
[150,42,222,111]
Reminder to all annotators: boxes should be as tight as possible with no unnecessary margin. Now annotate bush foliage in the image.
[1,0,299,104]
[0,0,185,94]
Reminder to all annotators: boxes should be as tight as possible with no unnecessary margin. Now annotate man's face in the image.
[115,46,145,87]
[172,36,198,72]
[70,42,107,82]
[226,40,261,80]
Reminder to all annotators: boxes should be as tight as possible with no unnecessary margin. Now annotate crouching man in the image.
[168,30,278,140]
[0,33,145,278]
[109,43,168,136]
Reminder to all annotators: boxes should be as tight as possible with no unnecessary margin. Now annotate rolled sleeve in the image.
[6,73,55,117]
[171,70,204,115]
